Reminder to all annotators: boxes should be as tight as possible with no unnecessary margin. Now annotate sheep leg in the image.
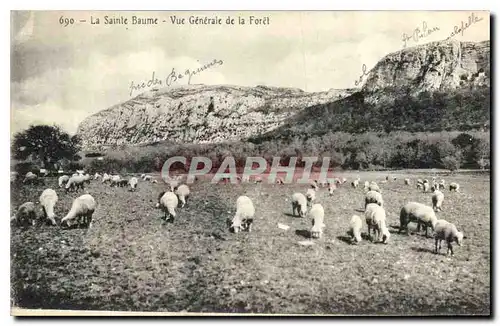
[48,216,57,226]
[447,241,454,256]
[434,239,439,254]
[292,203,297,217]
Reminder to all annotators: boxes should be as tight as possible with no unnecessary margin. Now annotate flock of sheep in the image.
[11,169,465,256]
[229,175,465,257]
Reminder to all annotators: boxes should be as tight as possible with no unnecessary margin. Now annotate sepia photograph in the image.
[10,10,491,316]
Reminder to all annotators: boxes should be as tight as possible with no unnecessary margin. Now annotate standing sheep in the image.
[58,175,70,188]
[363,181,370,191]
[175,184,190,208]
[156,191,179,222]
[306,188,316,207]
[432,189,444,212]
[371,205,390,244]
[351,178,360,188]
[65,175,86,192]
[364,203,379,241]
[39,188,58,226]
[11,202,37,226]
[422,181,430,193]
[23,172,38,184]
[328,183,337,196]
[168,180,180,192]
[365,190,383,208]
[230,196,255,233]
[347,214,363,244]
[291,193,308,218]
[438,179,446,190]
[434,220,464,256]
[449,182,460,192]
[128,177,139,191]
[399,202,438,237]
[309,203,325,239]
[109,175,122,187]
[61,194,97,228]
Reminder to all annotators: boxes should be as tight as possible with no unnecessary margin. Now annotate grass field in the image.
[10,171,491,315]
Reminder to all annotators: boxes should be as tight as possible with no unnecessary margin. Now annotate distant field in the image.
[10,171,491,315]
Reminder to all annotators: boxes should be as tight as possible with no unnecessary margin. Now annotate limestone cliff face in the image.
[76,84,354,150]
[363,40,490,95]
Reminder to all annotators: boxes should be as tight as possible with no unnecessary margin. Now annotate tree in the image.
[11,125,81,169]
[441,154,462,173]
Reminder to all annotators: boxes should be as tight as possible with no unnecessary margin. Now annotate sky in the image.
[11,10,490,135]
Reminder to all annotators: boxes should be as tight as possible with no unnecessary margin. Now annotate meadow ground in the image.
[10,171,490,315]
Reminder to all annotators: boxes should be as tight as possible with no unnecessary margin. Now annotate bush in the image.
[441,155,462,172]
[14,162,41,176]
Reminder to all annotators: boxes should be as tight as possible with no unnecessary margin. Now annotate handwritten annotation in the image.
[128,59,224,97]
[445,12,484,40]
[402,21,440,48]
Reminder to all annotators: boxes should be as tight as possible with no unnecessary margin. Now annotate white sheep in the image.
[58,175,70,188]
[102,173,111,183]
[156,191,179,222]
[23,172,38,184]
[175,184,190,208]
[94,173,102,180]
[316,178,328,187]
[76,169,85,176]
[351,178,360,188]
[306,188,316,206]
[309,203,325,239]
[438,179,446,190]
[39,188,58,226]
[368,182,381,193]
[433,219,464,256]
[371,205,390,243]
[422,181,430,193]
[11,202,37,226]
[65,175,86,192]
[168,179,180,192]
[399,201,438,237]
[404,178,411,185]
[363,181,370,191]
[230,195,255,233]
[128,177,139,191]
[109,175,122,187]
[291,193,308,217]
[432,189,444,212]
[140,173,146,179]
[449,182,460,192]
[310,180,319,191]
[143,175,153,181]
[152,179,158,184]
[61,194,97,228]
[347,214,363,244]
[83,173,91,184]
[365,190,383,208]
[275,177,284,184]
[364,203,379,241]
[328,183,337,196]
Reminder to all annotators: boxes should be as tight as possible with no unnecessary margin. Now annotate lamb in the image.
[291,193,308,217]
[449,182,460,192]
[347,214,363,244]
[155,191,179,222]
[309,203,325,239]
[368,181,381,193]
[433,219,464,256]
[58,175,70,188]
[39,188,58,226]
[128,177,138,191]
[365,190,383,208]
[230,196,255,233]
[23,172,38,184]
[328,183,337,196]
[351,178,360,188]
[65,175,86,192]
[404,178,411,185]
[11,202,37,226]
[399,201,438,237]
[61,194,97,228]
[306,188,316,207]
[432,189,444,212]
[175,184,190,208]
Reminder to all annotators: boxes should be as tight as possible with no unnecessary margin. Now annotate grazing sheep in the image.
[341,177,347,184]
[155,191,179,222]
[276,177,284,185]
[438,179,446,190]
[229,196,255,233]
[65,175,86,192]
[109,175,122,187]
[434,220,464,256]
[310,180,319,191]
[117,179,129,187]
[168,180,180,192]
[140,173,146,179]
[23,172,38,184]
[328,183,337,196]
[83,173,91,184]
[39,188,58,226]
[94,173,102,180]
[128,177,138,191]
[432,189,444,212]
[371,206,390,244]
[58,175,70,188]
[61,194,97,228]
[423,181,430,193]
[364,203,379,241]
[363,181,370,190]
[399,202,438,237]
[175,184,190,208]
[152,180,158,184]
[11,202,37,226]
[102,173,111,183]
[306,188,316,206]
[449,182,460,192]
[368,182,381,193]
[365,190,383,208]
[292,193,308,217]
[351,178,360,188]
[309,203,325,239]
[347,214,363,244]
[404,178,411,185]
[143,175,153,181]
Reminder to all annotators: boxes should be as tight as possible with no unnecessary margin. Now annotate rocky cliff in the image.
[363,40,490,97]
[77,85,354,150]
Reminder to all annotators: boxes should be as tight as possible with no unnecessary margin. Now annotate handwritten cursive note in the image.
[402,21,440,48]
[354,64,369,87]
[128,59,224,97]
[445,12,484,40]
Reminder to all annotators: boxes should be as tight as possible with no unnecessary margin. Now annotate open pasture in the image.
[10,171,490,315]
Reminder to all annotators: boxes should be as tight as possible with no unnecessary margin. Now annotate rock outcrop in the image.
[76,85,353,150]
